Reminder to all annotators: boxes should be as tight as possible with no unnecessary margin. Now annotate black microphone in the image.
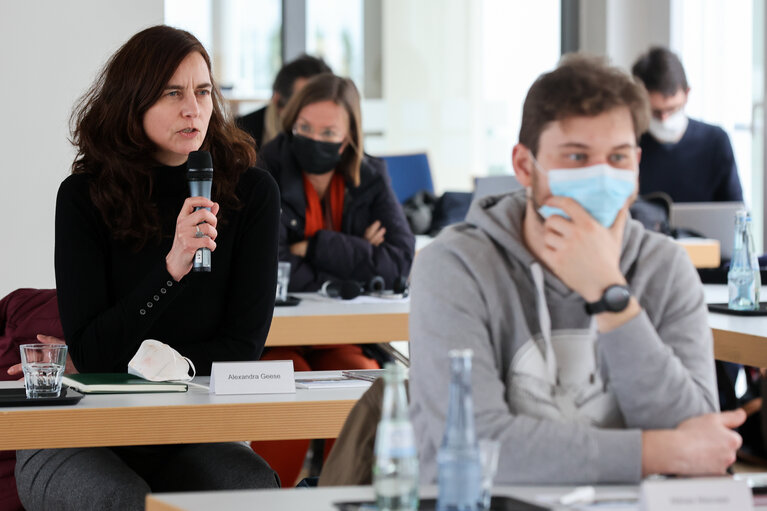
[367,275,409,297]
[187,150,213,272]
[367,275,385,293]
[393,276,409,295]
[320,279,365,300]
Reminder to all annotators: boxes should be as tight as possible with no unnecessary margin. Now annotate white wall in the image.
[580,0,672,68]
[379,0,479,193]
[0,1,163,299]
[378,0,561,193]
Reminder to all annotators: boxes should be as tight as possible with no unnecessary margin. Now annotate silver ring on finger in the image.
[195,224,205,238]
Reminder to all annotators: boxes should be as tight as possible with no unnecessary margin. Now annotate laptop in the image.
[473,175,524,200]
[669,201,745,259]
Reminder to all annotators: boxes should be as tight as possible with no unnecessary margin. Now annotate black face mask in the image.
[290,134,343,175]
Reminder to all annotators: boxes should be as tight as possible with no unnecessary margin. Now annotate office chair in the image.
[379,152,435,204]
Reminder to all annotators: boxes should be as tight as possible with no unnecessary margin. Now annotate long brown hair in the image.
[70,25,256,249]
[280,74,364,186]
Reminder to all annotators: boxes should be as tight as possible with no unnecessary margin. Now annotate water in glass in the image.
[728,210,761,310]
[23,362,65,398]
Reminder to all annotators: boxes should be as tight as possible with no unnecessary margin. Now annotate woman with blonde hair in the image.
[254,73,414,485]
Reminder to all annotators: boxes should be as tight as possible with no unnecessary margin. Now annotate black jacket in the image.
[237,106,267,149]
[257,133,415,292]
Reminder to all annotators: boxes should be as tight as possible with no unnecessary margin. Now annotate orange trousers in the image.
[251,345,379,487]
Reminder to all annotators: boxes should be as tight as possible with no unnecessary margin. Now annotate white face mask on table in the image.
[128,339,195,381]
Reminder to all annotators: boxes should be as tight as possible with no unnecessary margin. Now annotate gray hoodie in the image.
[409,189,718,484]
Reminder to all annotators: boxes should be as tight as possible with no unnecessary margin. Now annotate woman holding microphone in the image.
[15,25,281,510]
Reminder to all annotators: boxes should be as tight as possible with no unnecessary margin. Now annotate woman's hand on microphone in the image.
[166,197,219,281]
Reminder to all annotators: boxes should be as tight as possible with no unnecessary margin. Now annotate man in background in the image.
[632,46,742,202]
[237,54,331,148]
[634,48,764,461]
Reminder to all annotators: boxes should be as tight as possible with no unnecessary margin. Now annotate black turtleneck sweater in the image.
[54,164,280,375]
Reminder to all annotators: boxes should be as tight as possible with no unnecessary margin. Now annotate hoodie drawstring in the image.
[530,263,558,385]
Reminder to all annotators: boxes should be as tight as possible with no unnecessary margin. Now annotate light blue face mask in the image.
[536,163,636,227]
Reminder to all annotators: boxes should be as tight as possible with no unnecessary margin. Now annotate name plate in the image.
[210,361,295,395]
[641,477,753,511]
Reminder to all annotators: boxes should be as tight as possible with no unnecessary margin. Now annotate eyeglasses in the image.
[292,122,346,143]
[651,104,685,120]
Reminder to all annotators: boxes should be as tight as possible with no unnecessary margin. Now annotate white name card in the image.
[210,361,295,395]
[641,477,753,511]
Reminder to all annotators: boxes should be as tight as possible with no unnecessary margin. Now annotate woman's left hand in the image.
[364,220,386,247]
[7,334,78,380]
[290,241,308,257]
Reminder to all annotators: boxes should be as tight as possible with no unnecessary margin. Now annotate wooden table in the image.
[676,238,721,268]
[0,373,368,450]
[706,285,767,367]
[267,286,767,366]
[144,484,642,511]
[145,482,767,511]
[267,293,409,347]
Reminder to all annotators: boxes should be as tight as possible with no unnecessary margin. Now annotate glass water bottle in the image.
[728,210,761,311]
[373,363,419,511]
[437,349,481,511]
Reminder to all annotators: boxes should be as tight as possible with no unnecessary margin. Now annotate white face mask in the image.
[648,109,688,144]
[535,162,637,227]
[128,339,196,382]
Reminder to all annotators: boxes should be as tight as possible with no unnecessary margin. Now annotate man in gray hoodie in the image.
[409,55,745,484]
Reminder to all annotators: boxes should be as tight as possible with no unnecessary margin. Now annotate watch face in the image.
[604,285,631,312]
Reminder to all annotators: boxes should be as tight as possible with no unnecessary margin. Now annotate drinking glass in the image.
[20,344,68,398]
[276,261,291,302]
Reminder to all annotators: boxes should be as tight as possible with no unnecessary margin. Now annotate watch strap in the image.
[584,299,608,315]
[584,284,631,315]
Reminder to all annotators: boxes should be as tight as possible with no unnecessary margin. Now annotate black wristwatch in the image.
[584,284,631,315]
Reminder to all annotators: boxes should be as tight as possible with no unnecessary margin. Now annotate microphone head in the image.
[393,276,409,295]
[339,280,364,300]
[321,279,364,300]
[187,150,213,171]
[367,275,385,293]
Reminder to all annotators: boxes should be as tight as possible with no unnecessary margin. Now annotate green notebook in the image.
[61,373,188,394]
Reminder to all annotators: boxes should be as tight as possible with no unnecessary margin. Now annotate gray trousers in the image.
[15,442,280,511]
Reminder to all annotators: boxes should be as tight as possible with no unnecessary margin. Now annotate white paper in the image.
[209,361,295,395]
[536,489,638,510]
[339,295,410,304]
[294,375,372,389]
[640,477,752,511]
[295,378,372,389]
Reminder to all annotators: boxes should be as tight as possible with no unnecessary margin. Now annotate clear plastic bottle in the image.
[373,363,419,511]
[437,349,481,511]
[728,210,761,311]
